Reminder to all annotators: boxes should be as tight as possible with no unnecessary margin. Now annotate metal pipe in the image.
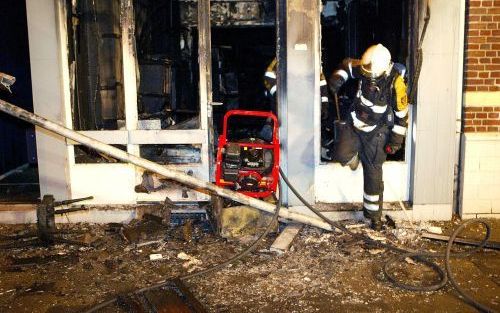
[55,196,94,207]
[0,99,333,231]
[0,163,29,182]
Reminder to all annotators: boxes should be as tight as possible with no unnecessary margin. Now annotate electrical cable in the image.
[82,184,282,313]
[409,1,431,104]
[278,167,496,312]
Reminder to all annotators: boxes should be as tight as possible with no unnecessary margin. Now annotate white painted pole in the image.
[0,100,333,231]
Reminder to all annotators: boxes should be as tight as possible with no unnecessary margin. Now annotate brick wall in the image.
[464,0,500,92]
[464,106,500,132]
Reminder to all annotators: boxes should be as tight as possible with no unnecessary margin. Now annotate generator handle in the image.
[222,110,279,144]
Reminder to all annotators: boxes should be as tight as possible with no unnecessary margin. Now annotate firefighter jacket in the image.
[264,59,330,118]
[328,58,409,147]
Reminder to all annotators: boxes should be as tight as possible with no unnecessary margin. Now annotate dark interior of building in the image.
[0,0,38,202]
[321,0,413,161]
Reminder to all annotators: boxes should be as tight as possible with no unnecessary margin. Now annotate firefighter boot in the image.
[371,183,384,231]
[370,217,383,231]
[362,182,383,231]
[363,209,383,231]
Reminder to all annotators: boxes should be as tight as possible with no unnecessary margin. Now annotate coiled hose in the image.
[278,167,496,313]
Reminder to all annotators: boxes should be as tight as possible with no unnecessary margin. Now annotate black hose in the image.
[409,1,431,104]
[82,184,282,313]
[278,167,496,312]
[445,219,495,313]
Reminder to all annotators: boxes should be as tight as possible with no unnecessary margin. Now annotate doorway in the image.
[317,0,416,203]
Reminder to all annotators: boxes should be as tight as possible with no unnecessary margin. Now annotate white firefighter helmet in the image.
[360,44,392,78]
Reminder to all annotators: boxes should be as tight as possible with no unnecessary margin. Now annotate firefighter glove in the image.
[385,143,401,155]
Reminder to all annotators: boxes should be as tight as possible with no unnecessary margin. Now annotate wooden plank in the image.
[270,224,303,254]
[422,232,500,250]
[0,204,36,212]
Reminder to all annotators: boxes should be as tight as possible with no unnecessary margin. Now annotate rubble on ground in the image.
[0,218,498,313]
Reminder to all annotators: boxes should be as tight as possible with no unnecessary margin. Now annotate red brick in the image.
[487,8,500,14]
[484,78,496,84]
[486,51,497,57]
[467,64,485,71]
[487,22,499,30]
[467,78,485,85]
[493,44,500,50]
[481,16,493,23]
[477,112,488,118]
[494,15,500,22]
[484,107,494,112]
[497,79,500,83]
[492,65,500,70]
[469,15,481,22]
[481,30,492,36]
[491,71,500,77]
[489,85,500,91]
[465,112,476,119]
[466,85,477,91]
[468,30,480,37]
[470,37,488,43]
[467,44,480,50]
[467,57,479,64]
[470,8,488,14]
[477,86,490,91]
[469,0,481,6]
[493,30,500,36]
[482,0,493,6]
[479,72,490,78]
[465,107,483,112]
[469,23,488,30]
[464,119,474,126]
[488,112,499,118]
[479,43,491,49]
[487,127,499,132]
[468,50,486,57]
[477,126,488,132]
[487,36,500,43]
[464,127,476,132]
[483,119,500,125]
[495,107,500,111]
[480,57,492,64]
[493,58,500,64]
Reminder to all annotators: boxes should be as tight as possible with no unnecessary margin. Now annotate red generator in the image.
[215,110,279,198]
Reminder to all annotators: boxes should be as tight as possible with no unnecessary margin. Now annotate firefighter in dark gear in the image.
[264,58,332,157]
[328,44,409,231]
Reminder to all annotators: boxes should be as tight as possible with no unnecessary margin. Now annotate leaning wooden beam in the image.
[0,100,333,231]
[422,232,500,250]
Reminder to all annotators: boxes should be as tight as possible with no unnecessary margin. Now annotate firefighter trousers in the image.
[331,122,389,220]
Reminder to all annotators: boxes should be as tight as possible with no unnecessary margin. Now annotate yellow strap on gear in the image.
[394,75,408,111]
[264,58,278,90]
[267,58,278,73]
